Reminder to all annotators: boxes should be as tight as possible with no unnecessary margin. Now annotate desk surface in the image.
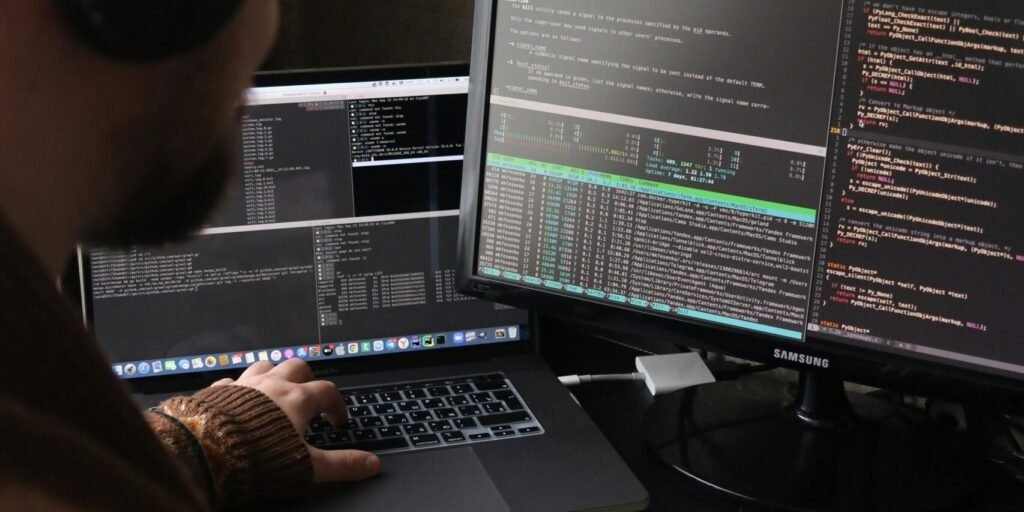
[541,322,1024,512]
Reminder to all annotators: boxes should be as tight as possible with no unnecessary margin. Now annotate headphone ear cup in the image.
[53,0,244,61]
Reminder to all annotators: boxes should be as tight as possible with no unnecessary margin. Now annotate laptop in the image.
[75,64,647,512]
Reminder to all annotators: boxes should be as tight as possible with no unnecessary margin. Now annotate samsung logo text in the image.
[773,349,830,369]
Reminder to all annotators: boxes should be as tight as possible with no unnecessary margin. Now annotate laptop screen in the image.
[80,68,531,380]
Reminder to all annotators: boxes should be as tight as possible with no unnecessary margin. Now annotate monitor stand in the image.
[642,371,985,511]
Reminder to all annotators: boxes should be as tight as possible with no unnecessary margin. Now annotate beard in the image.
[82,122,239,248]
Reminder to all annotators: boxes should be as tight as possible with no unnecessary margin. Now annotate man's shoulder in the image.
[0,397,201,511]
[0,220,205,510]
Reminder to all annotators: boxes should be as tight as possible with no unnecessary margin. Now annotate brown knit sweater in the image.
[0,218,312,510]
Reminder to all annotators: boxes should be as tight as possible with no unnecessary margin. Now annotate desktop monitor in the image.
[78,64,530,390]
[458,1,1024,509]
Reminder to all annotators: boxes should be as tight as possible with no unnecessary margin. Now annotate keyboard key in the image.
[477,411,532,427]
[428,420,453,432]
[457,405,483,416]
[309,419,332,433]
[453,417,478,429]
[396,401,421,412]
[409,411,434,422]
[492,390,524,410]
[518,426,541,434]
[333,437,409,453]
[493,429,516,437]
[352,403,376,415]
[474,379,509,391]
[403,423,428,435]
[502,397,525,411]
[468,433,491,441]
[353,429,377,441]
[441,431,466,443]
[373,403,397,415]
[445,395,469,406]
[359,416,384,428]
[422,398,445,409]
[343,396,354,407]
[492,390,516,401]
[410,434,441,447]
[326,431,352,444]
[377,427,404,438]
[482,402,507,414]
[427,386,451,397]
[433,408,458,419]
[403,389,427,400]
[451,384,474,394]
[344,419,359,430]
[305,434,325,446]
[469,392,492,404]
[354,394,379,405]
[348,406,372,417]
[491,425,512,432]
[384,414,410,425]
[379,391,403,402]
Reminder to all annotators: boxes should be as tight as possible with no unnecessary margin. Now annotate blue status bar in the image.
[482,266,804,340]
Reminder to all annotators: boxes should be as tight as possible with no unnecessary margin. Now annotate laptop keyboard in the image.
[305,373,544,454]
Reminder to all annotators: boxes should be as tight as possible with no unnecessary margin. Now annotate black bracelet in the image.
[149,408,218,503]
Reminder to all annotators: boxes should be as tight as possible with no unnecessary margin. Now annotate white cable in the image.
[558,354,717,396]
[558,373,645,387]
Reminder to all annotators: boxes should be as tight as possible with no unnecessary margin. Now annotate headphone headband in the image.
[53,0,244,61]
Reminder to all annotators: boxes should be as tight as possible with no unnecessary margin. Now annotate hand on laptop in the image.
[213,358,382,482]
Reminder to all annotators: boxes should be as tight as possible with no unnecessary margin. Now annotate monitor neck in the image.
[794,372,854,430]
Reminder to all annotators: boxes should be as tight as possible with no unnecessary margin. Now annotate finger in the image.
[240,361,274,378]
[310,448,380,483]
[303,380,347,426]
[272,357,315,383]
[211,378,235,387]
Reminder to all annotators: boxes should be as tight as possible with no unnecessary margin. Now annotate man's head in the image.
[0,1,278,269]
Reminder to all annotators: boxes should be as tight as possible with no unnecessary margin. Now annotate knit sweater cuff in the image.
[154,385,312,508]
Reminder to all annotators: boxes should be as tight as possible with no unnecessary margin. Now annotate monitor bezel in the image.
[76,62,536,396]
[456,0,1024,411]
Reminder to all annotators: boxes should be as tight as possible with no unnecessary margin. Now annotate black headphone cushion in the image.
[54,0,245,61]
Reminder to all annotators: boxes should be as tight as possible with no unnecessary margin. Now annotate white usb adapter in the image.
[634,352,716,396]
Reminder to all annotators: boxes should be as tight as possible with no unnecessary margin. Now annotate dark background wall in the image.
[262,1,475,70]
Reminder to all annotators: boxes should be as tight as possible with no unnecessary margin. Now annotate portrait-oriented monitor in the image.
[458,1,1024,509]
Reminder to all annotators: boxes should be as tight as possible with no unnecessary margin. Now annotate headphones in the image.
[53,0,244,61]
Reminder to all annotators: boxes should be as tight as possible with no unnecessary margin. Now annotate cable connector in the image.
[558,373,644,387]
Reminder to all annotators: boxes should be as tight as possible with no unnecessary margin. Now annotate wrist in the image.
[157,385,312,507]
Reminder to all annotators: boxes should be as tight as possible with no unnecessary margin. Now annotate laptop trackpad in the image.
[302,447,509,512]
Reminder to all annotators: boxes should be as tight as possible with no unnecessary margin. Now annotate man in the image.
[0,1,380,509]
